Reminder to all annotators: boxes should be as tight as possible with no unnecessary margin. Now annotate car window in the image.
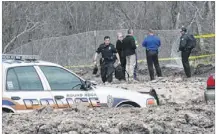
[40,66,82,90]
[6,69,19,90]
[6,66,44,91]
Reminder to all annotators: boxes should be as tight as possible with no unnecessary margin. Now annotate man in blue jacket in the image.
[142,29,162,80]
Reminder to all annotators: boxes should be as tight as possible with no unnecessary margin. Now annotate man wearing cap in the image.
[178,27,191,78]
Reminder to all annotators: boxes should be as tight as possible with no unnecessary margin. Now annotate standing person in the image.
[178,27,193,78]
[116,32,126,80]
[122,29,137,80]
[142,29,162,81]
[93,36,121,83]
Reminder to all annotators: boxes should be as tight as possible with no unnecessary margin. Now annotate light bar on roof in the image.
[2,54,40,60]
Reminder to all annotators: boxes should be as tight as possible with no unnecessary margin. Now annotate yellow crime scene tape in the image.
[65,54,215,69]
[65,33,215,69]
[194,34,215,38]
[133,54,215,64]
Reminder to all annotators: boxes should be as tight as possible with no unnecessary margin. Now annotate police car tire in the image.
[118,103,135,108]
[2,108,13,113]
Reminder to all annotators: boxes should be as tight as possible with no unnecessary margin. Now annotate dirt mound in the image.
[193,64,215,76]
[103,76,207,104]
[3,103,214,134]
[138,64,215,78]
[73,64,215,84]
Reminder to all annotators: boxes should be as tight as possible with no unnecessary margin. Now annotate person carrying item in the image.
[142,29,162,81]
[93,36,121,83]
[116,32,126,80]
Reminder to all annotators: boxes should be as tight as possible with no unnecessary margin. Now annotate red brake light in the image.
[207,75,215,88]
[146,98,156,105]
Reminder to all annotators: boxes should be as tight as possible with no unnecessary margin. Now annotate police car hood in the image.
[93,85,154,101]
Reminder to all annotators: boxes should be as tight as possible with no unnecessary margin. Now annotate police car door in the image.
[3,66,53,113]
[39,66,99,109]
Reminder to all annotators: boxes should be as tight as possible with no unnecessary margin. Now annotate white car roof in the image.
[2,58,85,81]
[2,59,62,68]
[2,59,62,93]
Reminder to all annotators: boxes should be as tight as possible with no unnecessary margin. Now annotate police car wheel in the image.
[118,104,135,108]
[2,108,13,113]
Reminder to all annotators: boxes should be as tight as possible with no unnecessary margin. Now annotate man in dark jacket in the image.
[116,32,126,80]
[178,27,192,78]
[122,29,136,79]
[142,29,162,81]
[93,36,121,83]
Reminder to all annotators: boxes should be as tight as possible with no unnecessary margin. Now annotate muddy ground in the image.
[3,64,215,134]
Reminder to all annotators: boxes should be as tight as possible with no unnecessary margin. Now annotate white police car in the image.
[2,54,158,113]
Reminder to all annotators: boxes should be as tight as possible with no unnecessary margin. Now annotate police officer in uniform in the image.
[93,36,121,83]
[178,27,191,78]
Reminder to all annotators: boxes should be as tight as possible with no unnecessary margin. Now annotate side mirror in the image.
[81,81,92,90]
[85,81,92,89]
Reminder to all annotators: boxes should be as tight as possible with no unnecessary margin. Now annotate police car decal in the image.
[107,95,113,108]
[3,97,100,111]
[106,95,131,107]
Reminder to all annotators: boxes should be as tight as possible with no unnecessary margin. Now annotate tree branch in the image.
[116,4,140,29]
[3,22,40,53]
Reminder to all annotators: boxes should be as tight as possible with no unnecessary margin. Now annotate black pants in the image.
[146,50,162,80]
[120,56,126,80]
[100,60,114,83]
[181,50,191,77]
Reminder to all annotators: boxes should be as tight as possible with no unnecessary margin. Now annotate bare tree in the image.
[2,1,215,53]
